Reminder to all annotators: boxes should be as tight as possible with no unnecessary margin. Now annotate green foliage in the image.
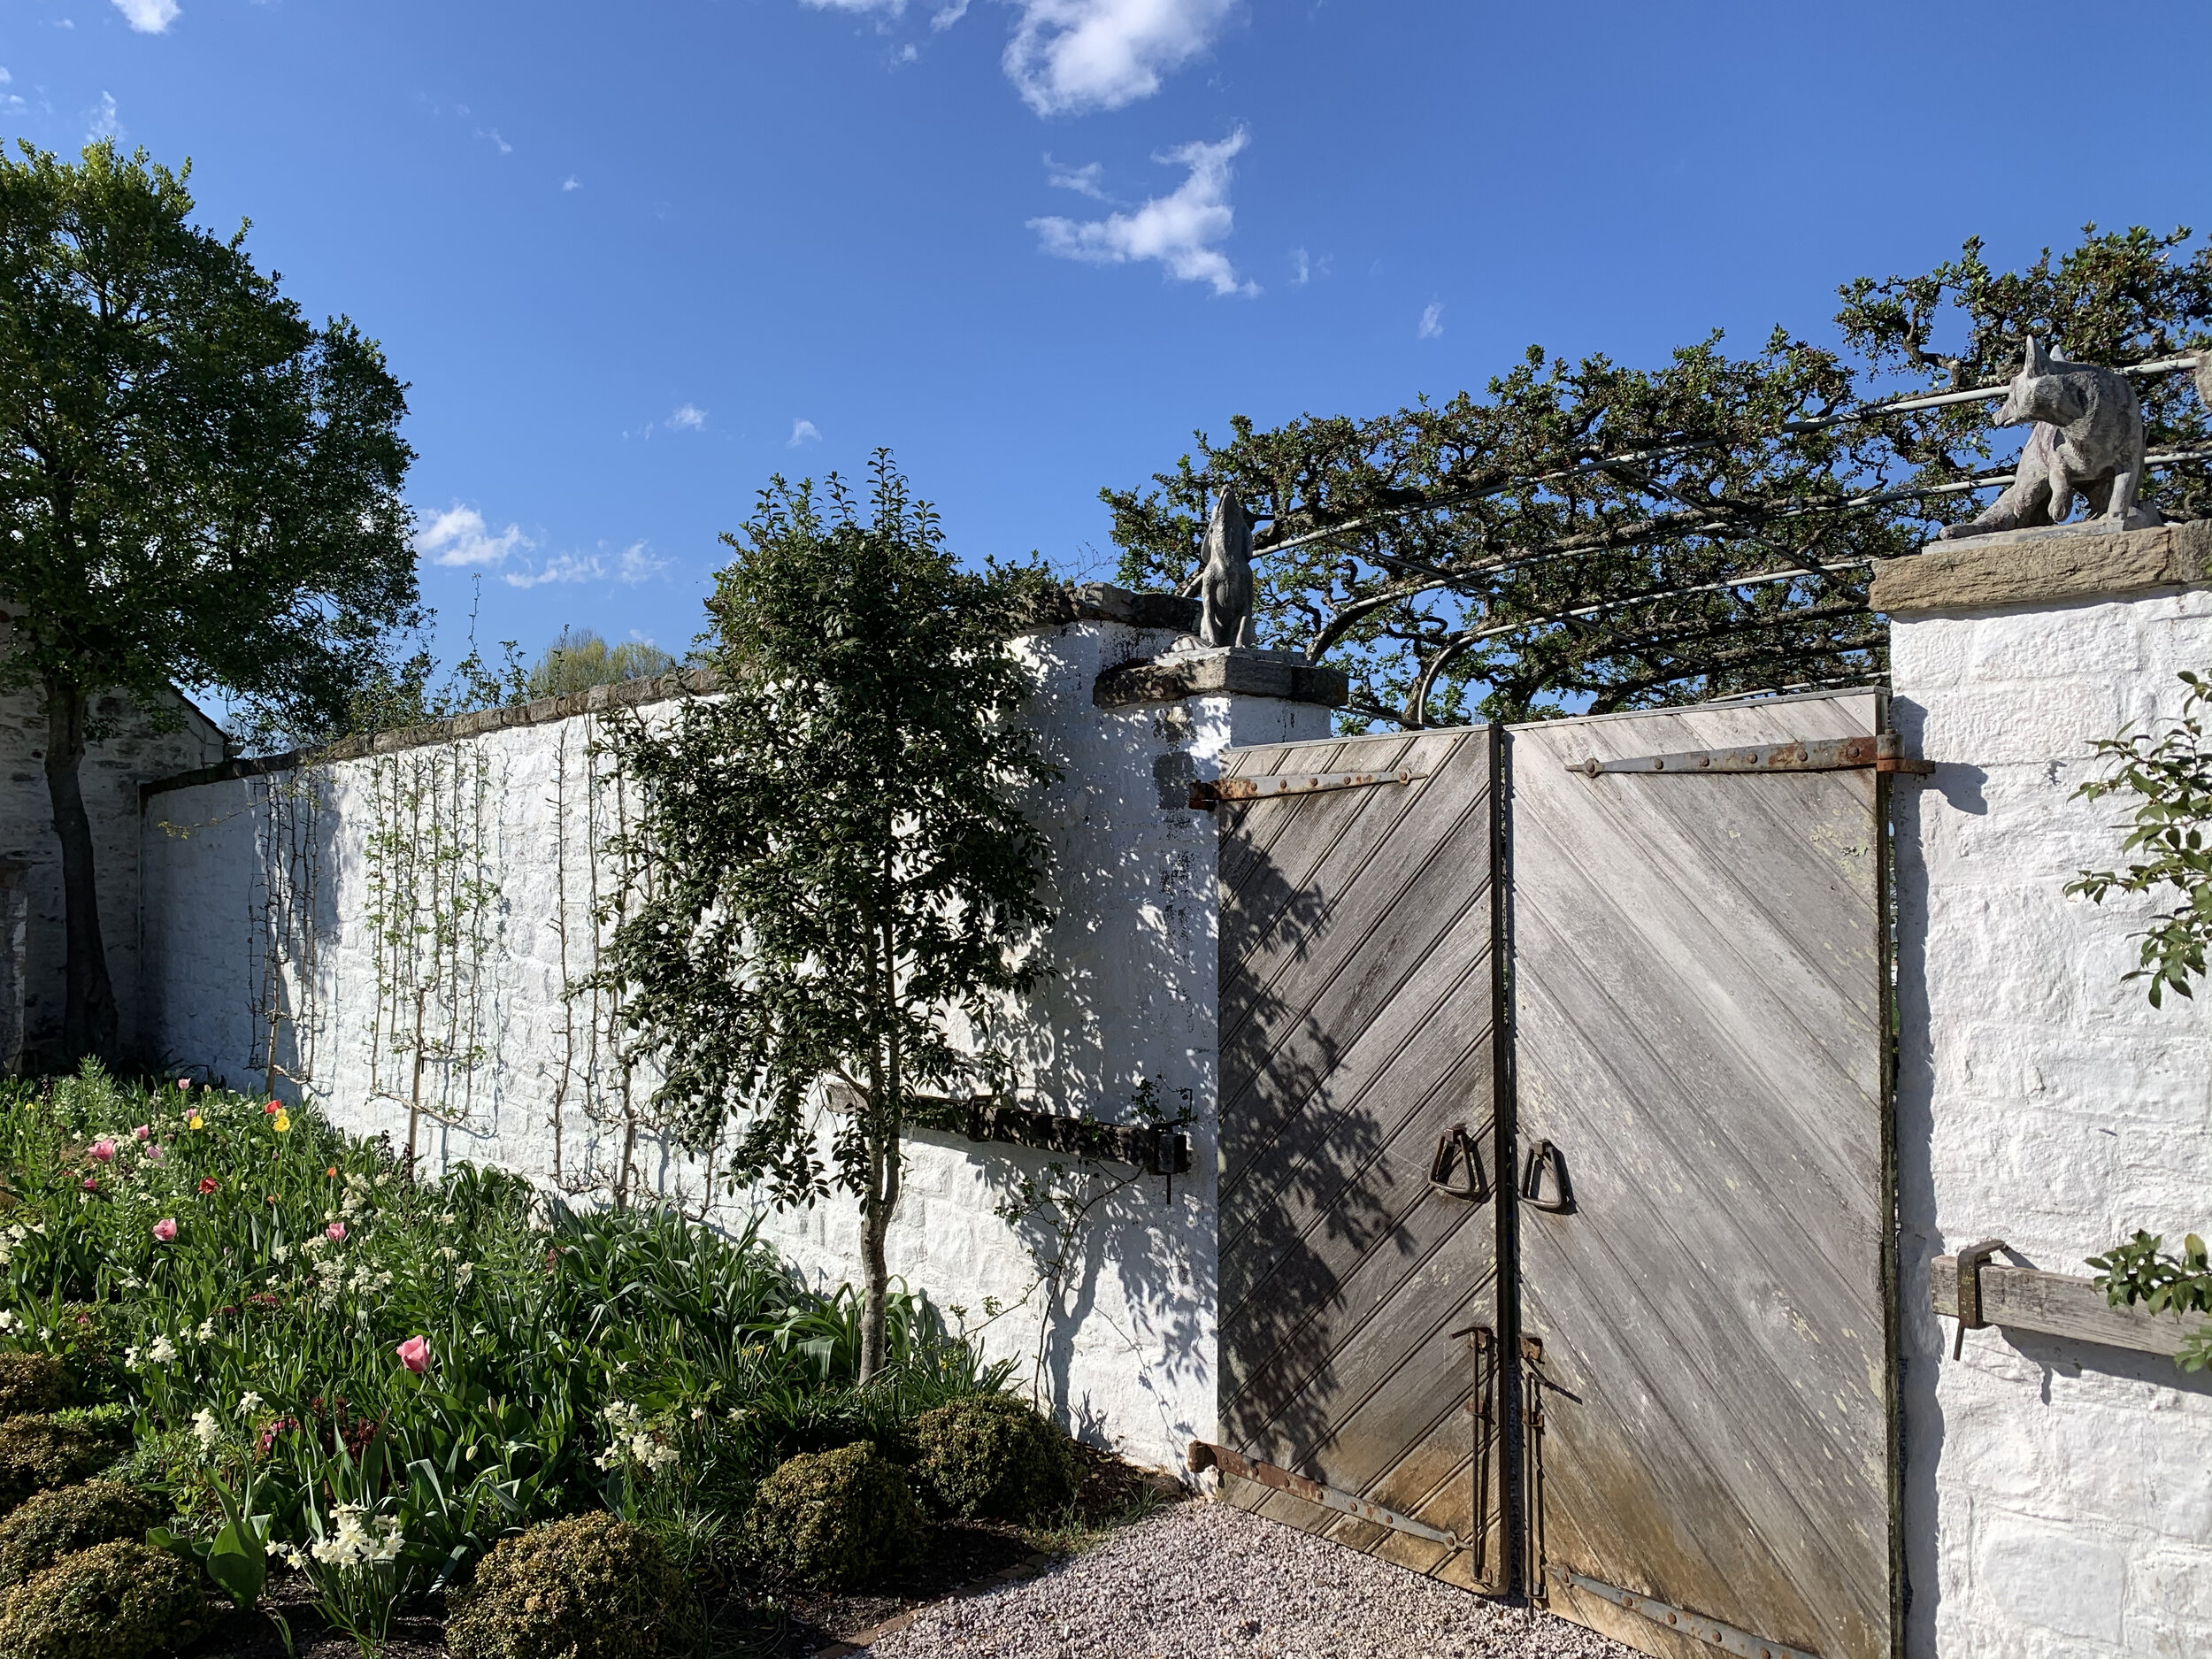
[591,453,1057,1379]
[445,1512,693,1659]
[0,1067,990,1609]
[0,1421,122,1517]
[525,629,680,700]
[0,1540,211,1659]
[1108,227,2212,726]
[742,1442,924,1589]
[2088,1231,2212,1371]
[0,1363,74,1422]
[0,1486,162,1591]
[2069,671,2212,1005]
[911,1394,1075,1523]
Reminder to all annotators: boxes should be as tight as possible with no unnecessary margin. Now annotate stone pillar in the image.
[1875,521,2212,1659]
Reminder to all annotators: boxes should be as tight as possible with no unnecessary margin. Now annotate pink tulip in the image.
[81,1178,97,1193]
[133,1125,150,1141]
[396,1336,430,1374]
[152,1217,178,1243]
[89,1140,116,1164]
[326,1222,347,1243]
[145,1144,165,1164]
[176,1079,190,1092]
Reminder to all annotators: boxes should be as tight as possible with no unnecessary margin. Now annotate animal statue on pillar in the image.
[1197,493,1258,649]
[1939,336,2156,540]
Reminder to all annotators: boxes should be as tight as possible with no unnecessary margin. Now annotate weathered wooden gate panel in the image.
[1216,726,1502,1586]
[1509,693,1896,1659]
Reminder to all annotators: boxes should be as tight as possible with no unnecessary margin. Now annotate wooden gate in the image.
[1209,690,1899,1659]
[1212,726,1508,1586]
[1509,694,1896,1659]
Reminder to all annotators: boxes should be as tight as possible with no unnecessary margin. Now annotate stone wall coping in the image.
[141,583,1204,800]
[1093,645,1351,710]
[1870,518,2211,618]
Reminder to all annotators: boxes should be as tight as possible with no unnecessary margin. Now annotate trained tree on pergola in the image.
[0,141,419,1063]
[592,457,1057,1382]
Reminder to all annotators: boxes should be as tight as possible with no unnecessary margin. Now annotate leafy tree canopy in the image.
[524,627,679,700]
[1108,227,2212,726]
[591,456,1057,1378]
[0,140,420,743]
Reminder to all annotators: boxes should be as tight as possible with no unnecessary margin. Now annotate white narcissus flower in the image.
[192,1409,219,1448]
[148,1335,179,1363]
[238,1392,265,1417]
[195,1318,215,1341]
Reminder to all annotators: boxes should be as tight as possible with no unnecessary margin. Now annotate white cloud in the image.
[1417,301,1445,340]
[617,542,669,582]
[476,128,512,155]
[668,403,708,431]
[802,0,905,11]
[413,504,533,570]
[1044,155,1107,199]
[85,92,119,142]
[789,419,822,447]
[0,68,12,84]
[503,552,602,588]
[1003,0,1236,116]
[562,176,580,192]
[931,1,970,27]
[1028,128,1255,297]
[111,0,180,34]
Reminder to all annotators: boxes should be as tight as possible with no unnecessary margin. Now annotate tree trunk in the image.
[859,1164,892,1384]
[41,676,118,1064]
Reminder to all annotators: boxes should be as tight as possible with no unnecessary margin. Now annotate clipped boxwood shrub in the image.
[0,1540,211,1659]
[0,1362,73,1423]
[744,1443,924,1588]
[0,1486,164,1591]
[0,1422,120,1516]
[446,1512,694,1659]
[912,1394,1076,1522]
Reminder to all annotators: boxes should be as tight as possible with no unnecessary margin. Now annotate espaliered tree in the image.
[0,142,419,1063]
[1108,227,2212,726]
[592,456,1057,1381]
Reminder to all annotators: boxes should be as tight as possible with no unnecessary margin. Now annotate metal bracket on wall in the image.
[1550,1566,1821,1659]
[1950,1237,2008,1359]
[1565,732,1932,777]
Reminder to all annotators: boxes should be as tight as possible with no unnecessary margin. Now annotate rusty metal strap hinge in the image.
[1566,732,1932,778]
[1191,768,1426,810]
[1551,1566,1822,1659]
[1187,1440,1461,1550]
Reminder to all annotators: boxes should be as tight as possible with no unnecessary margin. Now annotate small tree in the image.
[593,456,1056,1379]
[0,142,418,1062]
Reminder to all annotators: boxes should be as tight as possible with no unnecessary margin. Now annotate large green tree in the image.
[0,142,418,1063]
[592,457,1056,1380]
[1109,227,2212,725]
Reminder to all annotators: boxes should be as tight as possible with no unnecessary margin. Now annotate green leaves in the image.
[2069,672,2212,1006]
[2087,1230,2212,1372]
[1106,227,2212,726]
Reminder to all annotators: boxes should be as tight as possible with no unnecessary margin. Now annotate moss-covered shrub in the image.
[0,1486,163,1591]
[0,1540,211,1659]
[743,1443,924,1587]
[445,1512,694,1659]
[911,1394,1076,1522]
[0,1421,121,1516]
[0,1362,74,1423]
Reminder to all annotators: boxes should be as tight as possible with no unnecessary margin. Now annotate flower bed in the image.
[0,1064,1102,1656]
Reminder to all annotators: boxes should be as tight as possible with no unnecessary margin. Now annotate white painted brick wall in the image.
[138,620,1330,1473]
[1893,588,2212,1659]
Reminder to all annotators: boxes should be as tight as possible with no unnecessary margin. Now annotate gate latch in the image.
[1428,1123,1491,1202]
[1518,1135,1574,1214]
[1951,1237,2008,1358]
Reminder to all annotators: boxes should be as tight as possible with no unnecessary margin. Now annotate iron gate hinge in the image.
[1186,1440,1462,1550]
[1567,732,1932,778]
[1191,768,1426,810]
[1551,1566,1822,1659]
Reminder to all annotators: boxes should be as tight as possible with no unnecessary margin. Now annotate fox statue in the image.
[1197,493,1259,649]
[1940,336,2155,540]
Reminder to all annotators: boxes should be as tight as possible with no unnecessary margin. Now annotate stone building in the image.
[0,670,229,1072]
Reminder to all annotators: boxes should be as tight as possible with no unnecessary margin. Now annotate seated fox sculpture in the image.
[1940,337,2154,540]
[1197,493,1259,648]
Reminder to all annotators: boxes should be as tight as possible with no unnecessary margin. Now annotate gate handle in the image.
[1519,1135,1575,1214]
[1428,1123,1491,1203]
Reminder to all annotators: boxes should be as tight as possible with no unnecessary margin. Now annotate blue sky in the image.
[6,0,2210,672]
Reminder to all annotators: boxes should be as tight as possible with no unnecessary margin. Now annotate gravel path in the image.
[868,1499,1640,1659]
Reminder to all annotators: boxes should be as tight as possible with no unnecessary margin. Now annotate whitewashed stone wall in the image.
[138,615,1332,1472]
[1888,539,2212,1658]
[0,667,228,1070]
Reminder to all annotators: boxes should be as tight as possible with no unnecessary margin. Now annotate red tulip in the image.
[197,1178,219,1196]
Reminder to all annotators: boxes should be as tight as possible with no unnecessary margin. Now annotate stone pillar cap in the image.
[1870,519,2210,616]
